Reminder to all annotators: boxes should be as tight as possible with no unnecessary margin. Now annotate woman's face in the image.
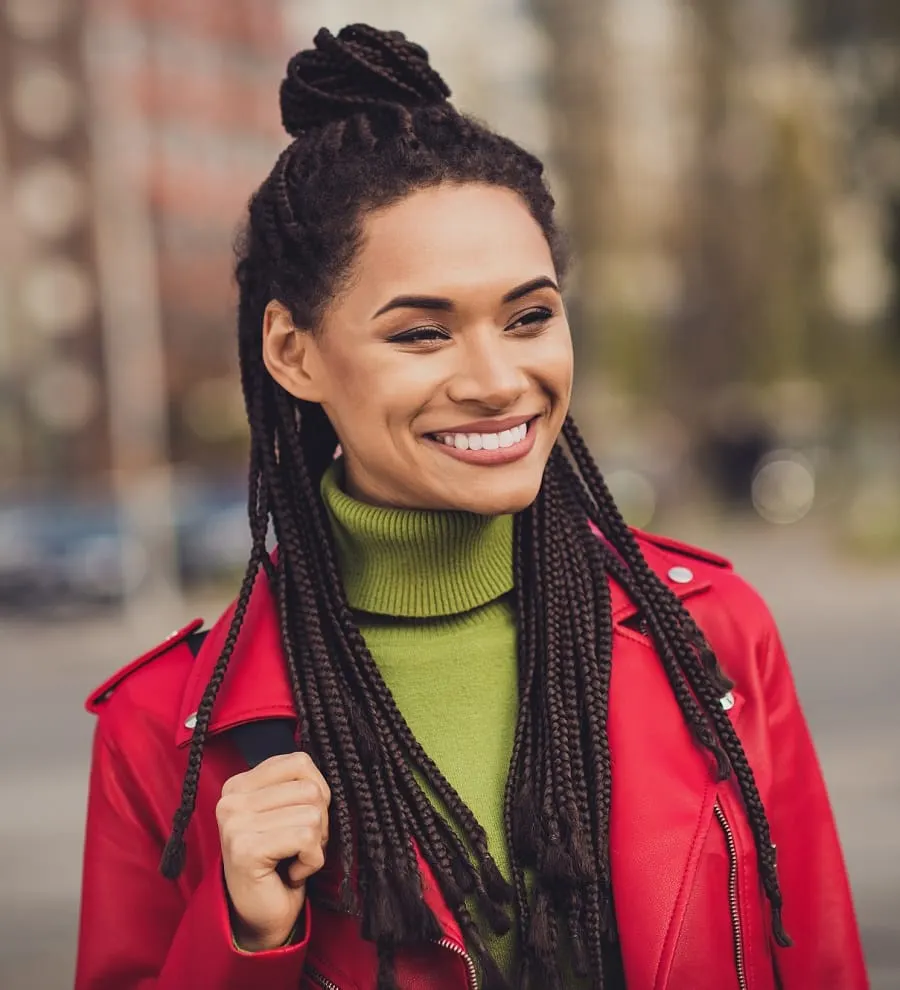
[264,182,573,514]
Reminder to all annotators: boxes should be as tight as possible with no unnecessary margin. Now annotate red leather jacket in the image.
[75,531,868,990]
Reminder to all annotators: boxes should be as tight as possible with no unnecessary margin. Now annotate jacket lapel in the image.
[175,574,296,748]
[608,540,745,989]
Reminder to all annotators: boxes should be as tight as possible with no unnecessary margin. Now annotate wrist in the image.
[228,894,306,953]
[232,922,298,953]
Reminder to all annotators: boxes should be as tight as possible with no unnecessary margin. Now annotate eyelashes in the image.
[387,307,555,345]
[388,325,449,344]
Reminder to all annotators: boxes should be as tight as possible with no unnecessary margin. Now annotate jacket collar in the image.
[176,533,713,747]
[608,534,712,623]
[176,572,296,748]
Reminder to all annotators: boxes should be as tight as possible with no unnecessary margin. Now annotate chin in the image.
[435,477,543,516]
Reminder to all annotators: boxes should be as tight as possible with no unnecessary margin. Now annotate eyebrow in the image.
[372,275,560,319]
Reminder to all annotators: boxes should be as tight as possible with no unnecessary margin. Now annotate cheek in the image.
[323,359,419,449]
[332,349,438,424]
[531,327,574,397]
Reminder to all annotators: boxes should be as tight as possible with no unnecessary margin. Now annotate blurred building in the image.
[0,0,102,487]
[582,0,697,323]
[0,0,289,494]
[0,0,552,496]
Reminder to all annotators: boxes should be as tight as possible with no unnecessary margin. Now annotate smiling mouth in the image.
[423,416,539,464]
[426,415,537,449]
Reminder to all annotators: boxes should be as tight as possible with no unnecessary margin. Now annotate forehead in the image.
[352,183,555,299]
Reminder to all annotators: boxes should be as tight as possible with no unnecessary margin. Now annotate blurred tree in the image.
[529,0,611,401]
[664,0,852,501]
[534,0,899,507]
[887,197,900,358]
[797,0,900,46]
[796,0,900,405]
[662,0,776,500]
[667,0,741,395]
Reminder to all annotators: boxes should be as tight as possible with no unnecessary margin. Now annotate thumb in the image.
[284,857,309,889]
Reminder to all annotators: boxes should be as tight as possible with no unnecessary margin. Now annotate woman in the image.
[75,24,867,990]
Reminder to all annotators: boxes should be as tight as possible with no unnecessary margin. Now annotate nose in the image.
[445,331,529,410]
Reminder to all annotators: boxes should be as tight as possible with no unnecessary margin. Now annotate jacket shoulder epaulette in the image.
[632,529,733,571]
[85,618,204,714]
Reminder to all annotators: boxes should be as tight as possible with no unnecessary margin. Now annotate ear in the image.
[261,300,327,403]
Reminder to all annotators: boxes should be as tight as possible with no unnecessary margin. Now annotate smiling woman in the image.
[262,184,572,513]
[75,23,867,990]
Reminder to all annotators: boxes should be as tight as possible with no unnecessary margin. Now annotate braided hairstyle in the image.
[160,24,790,989]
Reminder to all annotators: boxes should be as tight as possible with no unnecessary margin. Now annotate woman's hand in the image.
[216,751,331,952]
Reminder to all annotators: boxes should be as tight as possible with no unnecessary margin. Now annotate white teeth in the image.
[432,420,531,451]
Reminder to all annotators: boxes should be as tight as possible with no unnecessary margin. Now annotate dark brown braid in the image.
[160,24,791,988]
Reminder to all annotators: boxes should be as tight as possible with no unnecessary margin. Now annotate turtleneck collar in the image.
[320,461,514,618]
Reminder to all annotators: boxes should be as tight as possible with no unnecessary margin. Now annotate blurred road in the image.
[1,522,898,989]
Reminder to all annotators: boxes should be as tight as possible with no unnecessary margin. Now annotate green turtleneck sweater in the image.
[321,462,518,974]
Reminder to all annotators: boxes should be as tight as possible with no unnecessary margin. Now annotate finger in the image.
[216,788,329,838]
[255,827,327,878]
[237,779,327,815]
[240,804,329,846]
[222,752,327,799]
[287,855,313,888]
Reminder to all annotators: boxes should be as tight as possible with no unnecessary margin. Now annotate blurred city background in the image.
[0,0,898,987]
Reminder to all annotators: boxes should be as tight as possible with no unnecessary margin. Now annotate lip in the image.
[424,417,539,466]
[426,414,538,436]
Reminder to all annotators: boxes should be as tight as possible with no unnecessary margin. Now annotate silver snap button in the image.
[668,565,694,584]
[720,691,735,711]
[184,712,198,729]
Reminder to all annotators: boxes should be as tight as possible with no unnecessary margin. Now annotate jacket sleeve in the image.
[75,722,312,990]
[760,620,869,989]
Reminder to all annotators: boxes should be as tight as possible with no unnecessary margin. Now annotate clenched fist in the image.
[216,751,331,952]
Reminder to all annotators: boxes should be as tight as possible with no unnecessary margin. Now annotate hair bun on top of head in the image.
[279,23,452,138]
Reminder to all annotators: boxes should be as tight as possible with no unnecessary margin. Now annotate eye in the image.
[507,306,554,333]
[387,325,450,344]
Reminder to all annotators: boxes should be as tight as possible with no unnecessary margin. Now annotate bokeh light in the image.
[12,159,86,241]
[10,61,79,140]
[605,468,658,529]
[4,0,70,42]
[20,257,95,338]
[751,450,817,524]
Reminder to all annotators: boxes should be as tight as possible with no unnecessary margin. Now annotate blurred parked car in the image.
[0,477,253,613]
[0,499,146,612]
[173,476,254,586]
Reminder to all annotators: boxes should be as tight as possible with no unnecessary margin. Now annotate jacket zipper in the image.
[436,936,479,989]
[306,942,477,989]
[714,801,747,990]
[306,964,342,990]
[310,900,479,989]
